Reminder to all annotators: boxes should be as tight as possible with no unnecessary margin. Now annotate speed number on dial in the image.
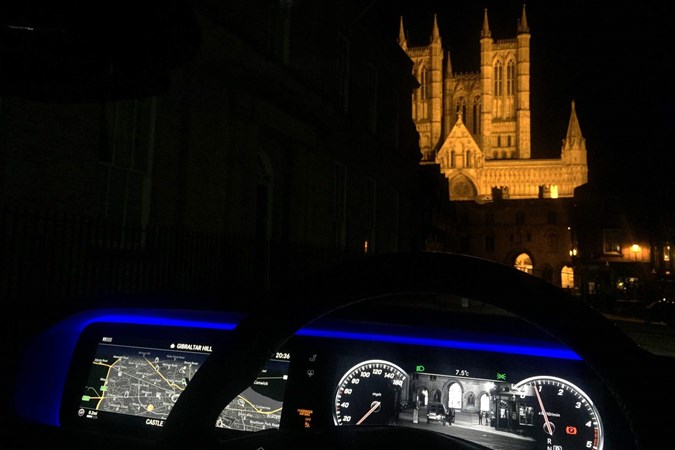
[333,359,407,426]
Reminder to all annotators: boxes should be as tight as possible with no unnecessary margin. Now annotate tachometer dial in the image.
[513,376,604,450]
[333,359,407,426]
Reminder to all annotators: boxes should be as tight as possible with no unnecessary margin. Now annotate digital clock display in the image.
[275,352,291,360]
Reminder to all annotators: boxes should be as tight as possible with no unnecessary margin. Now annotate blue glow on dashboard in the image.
[15,309,240,429]
[16,309,580,429]
[74,313,238,333]
[296,328,582,360]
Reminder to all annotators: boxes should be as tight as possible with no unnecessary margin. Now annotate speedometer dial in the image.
[513,376,604,450]
[333,359,407,426]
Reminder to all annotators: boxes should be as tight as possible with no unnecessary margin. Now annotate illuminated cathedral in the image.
[399,6,587,287]
[399,5,588,202]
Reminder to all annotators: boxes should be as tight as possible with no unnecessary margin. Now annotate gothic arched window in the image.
[448,383,462,410]
[561,266,574,289]
[507,60,515,95]
[515,253,533,274]
[472,96,481,134]
[420,66,430,100]
[494,61,503,96]
[456,96,466,120]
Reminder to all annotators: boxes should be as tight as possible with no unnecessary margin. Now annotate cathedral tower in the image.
[479,8,494,156]
[516,4,531,158]
[399,15,445,162]
[479,5,531,160]
[401,5,587,201]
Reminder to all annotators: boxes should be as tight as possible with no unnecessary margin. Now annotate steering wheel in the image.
[156,252,667,449]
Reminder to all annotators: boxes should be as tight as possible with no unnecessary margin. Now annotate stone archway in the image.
[449,174,477,201]
[561,265,574,289]
[448,382,462,410]
[514,252,533,274]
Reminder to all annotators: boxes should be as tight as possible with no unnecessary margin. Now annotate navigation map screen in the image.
[72,326,290,433]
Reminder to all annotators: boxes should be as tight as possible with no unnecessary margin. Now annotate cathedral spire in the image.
[561,99,587,168]
[432,14,440,42]
[561,100,588,174]
[517,4,529,34]
[481,8,491,38]
[398,16,408,50]
[446,50,453,75]
[564,100,585,148]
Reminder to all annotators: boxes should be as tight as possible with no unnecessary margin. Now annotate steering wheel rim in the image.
[157,251,659,449]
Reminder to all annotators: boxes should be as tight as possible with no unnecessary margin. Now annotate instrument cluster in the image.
[281,328,605,450]
[15,307,632,450]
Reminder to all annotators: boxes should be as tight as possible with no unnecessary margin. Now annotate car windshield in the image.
[2,2,675,450]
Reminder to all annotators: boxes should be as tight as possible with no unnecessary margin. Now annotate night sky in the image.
[363,1,675,203]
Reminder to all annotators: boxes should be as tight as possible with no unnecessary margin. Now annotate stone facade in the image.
[400,6,587,203]
[402,6,586,287]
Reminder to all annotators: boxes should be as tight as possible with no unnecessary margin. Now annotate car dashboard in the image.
[12,293,638,450]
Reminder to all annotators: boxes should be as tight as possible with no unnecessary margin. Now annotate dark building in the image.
[427,196,575,288]
[0,0,422,308]
[570,183,673,312]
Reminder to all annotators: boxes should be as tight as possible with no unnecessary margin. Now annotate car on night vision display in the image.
[2,2,675,450]
[426,402,454,425]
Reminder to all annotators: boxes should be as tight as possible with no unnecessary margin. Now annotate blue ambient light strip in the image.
[74,312,239,333]
[296,327,582,360]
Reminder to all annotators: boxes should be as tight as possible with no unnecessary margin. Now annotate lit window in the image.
[561,266,574,289]
[588,281,596,295]
[514,253,533,274]
[539,185,558,199]
[550,185,559,198]
[602,229,621,255]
